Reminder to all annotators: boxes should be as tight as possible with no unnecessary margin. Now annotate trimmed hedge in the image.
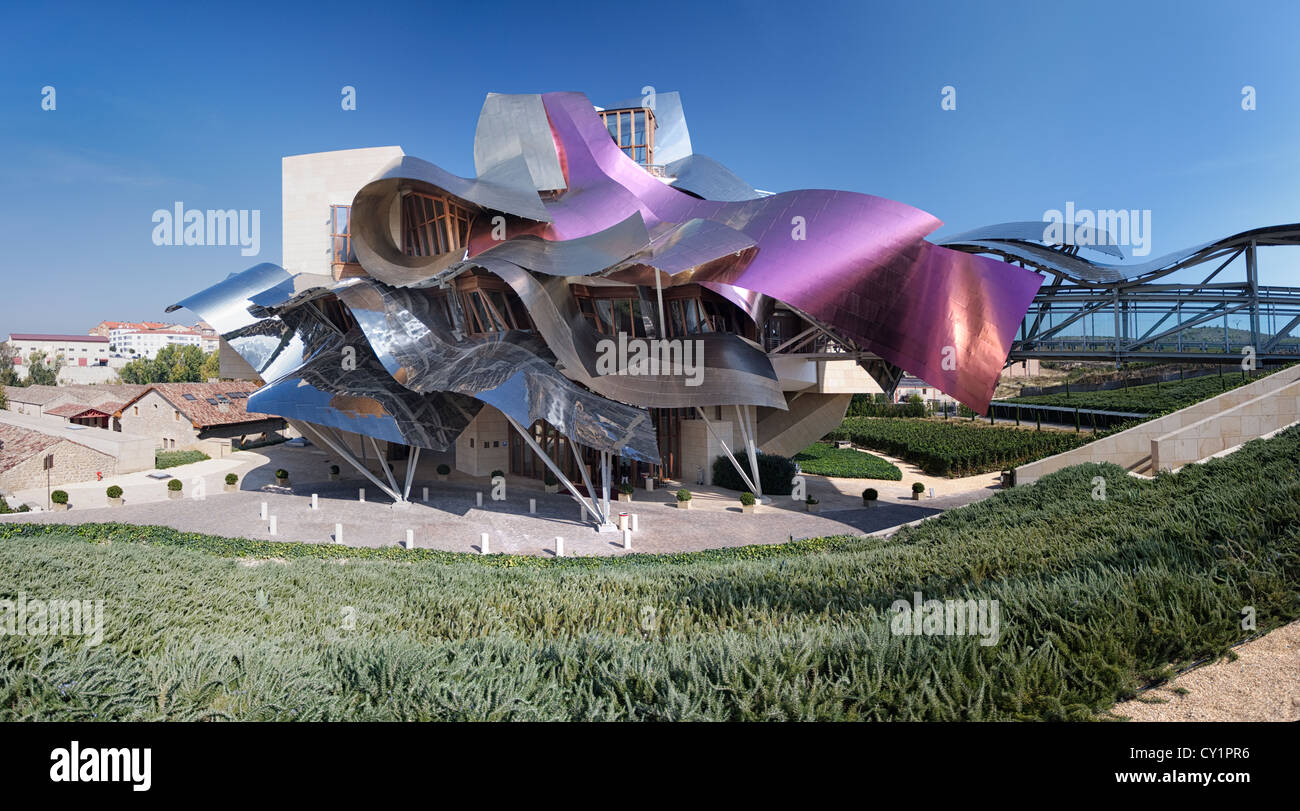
[712,451,797,495]
[846,395,926,418]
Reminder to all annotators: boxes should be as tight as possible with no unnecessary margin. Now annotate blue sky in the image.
[2,0,1298,334]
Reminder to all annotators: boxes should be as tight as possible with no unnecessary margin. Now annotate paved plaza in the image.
[1,443,1002,557]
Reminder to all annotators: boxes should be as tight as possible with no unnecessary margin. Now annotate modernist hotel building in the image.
[172,91,1039,526]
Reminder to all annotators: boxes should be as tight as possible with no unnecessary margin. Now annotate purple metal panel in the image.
[532,92,1042,413]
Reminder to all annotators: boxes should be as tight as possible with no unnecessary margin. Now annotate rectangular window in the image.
[331,205,356,264]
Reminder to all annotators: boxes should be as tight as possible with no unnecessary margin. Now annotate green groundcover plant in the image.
[155,450,210,470]
[793,442,901,480]
[0,426,1296,720]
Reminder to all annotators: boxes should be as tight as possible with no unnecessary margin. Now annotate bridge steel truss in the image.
[943,224,1300,367]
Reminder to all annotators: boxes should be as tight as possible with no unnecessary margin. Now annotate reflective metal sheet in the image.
[938,221,1127,259]
[332,278,662,463]
[474,92,567,192]
[478,257,787,410]
[664,154,763,202]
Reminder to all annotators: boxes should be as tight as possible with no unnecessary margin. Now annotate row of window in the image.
[571,286,741,338]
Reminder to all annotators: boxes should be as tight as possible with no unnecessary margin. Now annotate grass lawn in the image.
[794,442,902,480]
[1,426,1297,720]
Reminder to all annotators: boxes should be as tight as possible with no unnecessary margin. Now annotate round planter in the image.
[108,497,124,508]
[167,490,182,500]
[912,492,921,501]
[863,500,876,509]
[617,493,632,503]
[224,483,237,493]
[52,502,69,512]
[741,504,755,514]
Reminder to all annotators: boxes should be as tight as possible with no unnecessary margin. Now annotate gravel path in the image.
[1110,620,1300,722]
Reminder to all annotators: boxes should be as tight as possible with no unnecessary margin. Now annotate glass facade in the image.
[598,107,655,166]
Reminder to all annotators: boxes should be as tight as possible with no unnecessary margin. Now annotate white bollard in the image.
[476,491,483,507]
[631,514,639,532]
[359,488,365,502]
[555,537,564,557]
[406,529,414,549]
[334,523,343,544]
[422,486,428,502]
[269,515,277,535]
[260,501,267,520]
[529,498,536,514]
[311,493,318,510]
[480,532,489,554]
[622,529,632,550]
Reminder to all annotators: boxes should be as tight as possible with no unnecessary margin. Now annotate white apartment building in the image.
[5,334,110,379]
[109,327,205,359]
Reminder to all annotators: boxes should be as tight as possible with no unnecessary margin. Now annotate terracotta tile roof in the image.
[0,423,61,474]
[46,403,112,419]
[118,382,275,428]
[3,385,70,406]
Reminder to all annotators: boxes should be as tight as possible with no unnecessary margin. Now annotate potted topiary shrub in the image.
[544,471,559,494]
[617,482,634,502]
[329,464,340,481]
[275,469,289,486]
[436,463,450,482]
[224,473,239,493]
[675,488,692,509]
[805,495,820,513]
[51,490,69,511]
[106,485,124,507]
[167,479,183,500]
[912,481,925,500]
[739,491,757,514]
[862,487,878,507]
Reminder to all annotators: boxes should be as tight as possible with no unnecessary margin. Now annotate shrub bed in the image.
[825,417,1090,476]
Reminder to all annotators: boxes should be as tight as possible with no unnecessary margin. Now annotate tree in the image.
[117,344,208,384]
[156,344,205,383]
[201,349,220,381]
[26,351,60,386]
[0,343,20,388]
